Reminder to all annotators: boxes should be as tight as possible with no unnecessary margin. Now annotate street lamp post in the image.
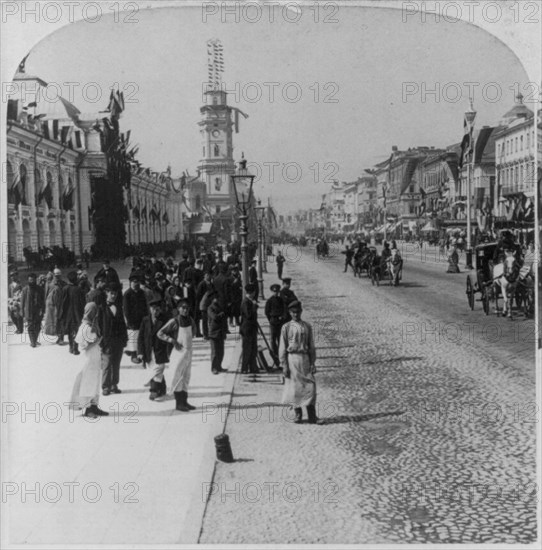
[255,200,267,300]
[465,100,477,269]
[231,154,255,299]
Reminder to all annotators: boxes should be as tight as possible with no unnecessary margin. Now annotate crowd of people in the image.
[8,242,321,425]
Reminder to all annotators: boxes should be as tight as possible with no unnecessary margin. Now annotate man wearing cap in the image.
[94,259,120,286]
[280,278,297,324]
[99,283,128,396]
[265,284,287,363]
[123,275,149,364]
[138,299,170,400]
[240,284,259,374]
[279,301,320,424]
[59,271,86,355]
[21,273,45,348]
[44,268,67,344]
[207,289,228,374]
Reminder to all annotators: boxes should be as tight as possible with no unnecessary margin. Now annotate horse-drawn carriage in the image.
[465,242,534,319]
[368,247,403,286]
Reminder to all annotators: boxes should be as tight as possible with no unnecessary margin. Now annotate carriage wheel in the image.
[482,289,490,315]
[466,275,475,310]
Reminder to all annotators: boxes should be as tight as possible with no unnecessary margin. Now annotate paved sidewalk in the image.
[2,267,242,545]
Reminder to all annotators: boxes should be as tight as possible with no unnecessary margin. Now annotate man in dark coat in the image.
[280,278,298,324]
[213,264,232,319]
[99,283,128,396]
[265,284,286,364]
[123,275,148,364]
[87,276,106,308]
[276,251,286,280]
[20,273,45,348]
[248,259,259,300]
[94,259,120,286]
[196,272,214,339]
[137,299,171,400]
[240,283,259,374]
[229,272,243,327]
[341,245,355,273]
[59,271,86,355]
[207,289,228,374]
[176,254,191,280]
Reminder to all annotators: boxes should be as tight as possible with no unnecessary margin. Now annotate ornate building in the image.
[6,65,184,262]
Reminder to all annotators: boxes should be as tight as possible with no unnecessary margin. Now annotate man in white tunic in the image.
[279,300,321,424]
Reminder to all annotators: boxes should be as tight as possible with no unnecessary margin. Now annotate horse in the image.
[493,253,520,319]
[388,249,403,286]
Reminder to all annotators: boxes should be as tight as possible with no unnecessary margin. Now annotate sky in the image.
[19,4,531,214]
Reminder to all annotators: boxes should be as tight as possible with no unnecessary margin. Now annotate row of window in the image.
[6,160,74,209]
[499,161,534,189]
[498,129,535,159]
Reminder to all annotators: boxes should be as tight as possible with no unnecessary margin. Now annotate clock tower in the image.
[198,89,236,214]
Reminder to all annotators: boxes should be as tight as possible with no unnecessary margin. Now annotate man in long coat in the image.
[265,283,286,364]
[21,273,45,348]
[240,283,259,374]
[123,275,148,364]
[44,268,66,344]
[279,301,321,424]
[138,299,170,400]
[99,283,128,396]
[59,271,86,354]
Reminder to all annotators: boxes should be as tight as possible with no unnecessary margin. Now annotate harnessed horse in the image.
[388,249,403,286]
[493,253,520,319]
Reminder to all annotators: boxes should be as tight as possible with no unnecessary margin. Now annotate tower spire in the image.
[207,38,224,91]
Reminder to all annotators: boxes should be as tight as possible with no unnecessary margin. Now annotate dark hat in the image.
[9,270,18,277]
[104,282,120,292]
[245,283,256,293]
[251,259,257,264]
[288,300,302,310]
[67,271,78,283]
[129,274,141,282]
[270,284,281,292]
[103,259,110,265]
[155,272,164,279]
[149,298,162,307]
[282,277,292,284]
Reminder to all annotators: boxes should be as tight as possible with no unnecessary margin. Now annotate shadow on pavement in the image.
[319,410,405,425]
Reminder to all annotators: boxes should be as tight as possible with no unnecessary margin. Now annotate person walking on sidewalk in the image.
[157,299,196,411]
[20,273,45,348]
[249,260,259,300]
[70,302,109,418]
[100,283,128,396]
[341,245,355,273]
[44,268,66,345]
[276,250,285,280]
[207,290,228,374]
[196,272,214,339]
[280,278,298,324]
[59,271,86,355]
[138,299,170,400]
[265,284,286,362]
[240,283,259,374]
[279,301,320,425]
[123,275,148,364]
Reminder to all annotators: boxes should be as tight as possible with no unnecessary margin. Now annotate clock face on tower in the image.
[211,129,220,138]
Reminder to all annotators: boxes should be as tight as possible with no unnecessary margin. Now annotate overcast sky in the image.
[22,4,530,213]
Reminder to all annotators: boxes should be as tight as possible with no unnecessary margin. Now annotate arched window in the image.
[213,96,218,105]
[520,135,523,151]
[515,137,518,152]
[203,146,205,156]
[214,144,219,157]
[215,177,221,191]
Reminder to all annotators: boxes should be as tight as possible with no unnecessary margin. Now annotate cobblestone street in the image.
[199,246,537,544]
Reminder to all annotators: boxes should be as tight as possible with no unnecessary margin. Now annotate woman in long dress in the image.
[157,300,197,412]
[70,303,109,418]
